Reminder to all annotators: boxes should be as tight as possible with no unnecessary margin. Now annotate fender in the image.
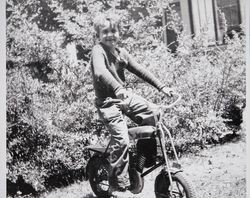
[169,167,183,175]
[169,162,183,174]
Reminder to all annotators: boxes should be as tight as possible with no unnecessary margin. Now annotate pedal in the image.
[172,162,182,169]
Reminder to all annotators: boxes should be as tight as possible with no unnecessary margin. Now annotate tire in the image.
[87,155,111,198]
[128,168,144,194]
[155,171,196,198]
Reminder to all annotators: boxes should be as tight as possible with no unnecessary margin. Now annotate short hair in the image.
[93,13,121,38]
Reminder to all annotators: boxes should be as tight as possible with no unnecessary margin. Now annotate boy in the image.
[91,13,173,195]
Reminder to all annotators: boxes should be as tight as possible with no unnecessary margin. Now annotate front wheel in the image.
[155,171,197,198]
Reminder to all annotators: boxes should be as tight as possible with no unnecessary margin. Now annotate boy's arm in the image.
[122,49,165,91]
[92,45,124,94]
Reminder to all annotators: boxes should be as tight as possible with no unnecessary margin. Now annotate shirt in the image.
[91,43,165,99]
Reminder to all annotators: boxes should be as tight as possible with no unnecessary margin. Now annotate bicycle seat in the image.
[128,126,156,140]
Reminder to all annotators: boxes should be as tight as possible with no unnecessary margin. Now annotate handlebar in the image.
[160,93,182,110]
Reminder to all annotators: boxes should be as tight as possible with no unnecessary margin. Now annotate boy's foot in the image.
[109,185,127,192]
[110,185,134,198]
[110,189,134,198]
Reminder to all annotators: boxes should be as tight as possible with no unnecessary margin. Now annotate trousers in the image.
[96,92,160,187]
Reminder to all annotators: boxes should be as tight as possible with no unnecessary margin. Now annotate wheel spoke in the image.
[169,181,186,198]
[176,182,186,197]
[171,191,185,198]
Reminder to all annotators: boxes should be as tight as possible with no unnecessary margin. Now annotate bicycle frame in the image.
[138,124,182,178]
[140,94,182,196]
[85,94,183,196]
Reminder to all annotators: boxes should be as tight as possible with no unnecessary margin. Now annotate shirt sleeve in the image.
[91,45,124,93]
[121,48,165,91]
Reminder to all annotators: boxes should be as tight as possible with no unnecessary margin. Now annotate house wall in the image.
[180,0,192,34]
[180,0,245,44]
[239,0,246,25]
[190,0,216,40]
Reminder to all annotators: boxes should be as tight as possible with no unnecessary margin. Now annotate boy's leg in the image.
[97,102,130,188]
[124,94,160,126]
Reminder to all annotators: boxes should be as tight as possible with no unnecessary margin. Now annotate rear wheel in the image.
[155,171,196,198]
[87,155,111,198]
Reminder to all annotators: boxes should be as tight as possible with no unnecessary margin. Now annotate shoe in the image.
[110,185,133,198]
[110,188,134,198]
[109,184,129,192]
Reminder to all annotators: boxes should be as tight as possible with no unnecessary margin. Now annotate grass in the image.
[39,137,246,198]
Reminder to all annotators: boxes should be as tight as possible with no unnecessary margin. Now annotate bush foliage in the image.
[6,0,246,194]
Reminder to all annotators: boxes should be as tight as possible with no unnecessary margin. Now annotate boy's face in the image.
[99,20,119,48]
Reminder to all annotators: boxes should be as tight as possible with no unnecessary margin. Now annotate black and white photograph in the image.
[4,0,249,197]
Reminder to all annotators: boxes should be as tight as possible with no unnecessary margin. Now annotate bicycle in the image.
[84,93,197,198]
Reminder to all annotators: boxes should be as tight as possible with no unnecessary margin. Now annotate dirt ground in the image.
[41,138,246,198]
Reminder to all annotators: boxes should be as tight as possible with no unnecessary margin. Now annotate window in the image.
[163,1,183,52]
[215,0,242,42]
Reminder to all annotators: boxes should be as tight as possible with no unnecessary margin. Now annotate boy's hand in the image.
[161,87,174,97]
[115,88,129,100]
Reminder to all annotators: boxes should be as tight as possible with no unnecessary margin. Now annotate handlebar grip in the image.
[162,93,181,109]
